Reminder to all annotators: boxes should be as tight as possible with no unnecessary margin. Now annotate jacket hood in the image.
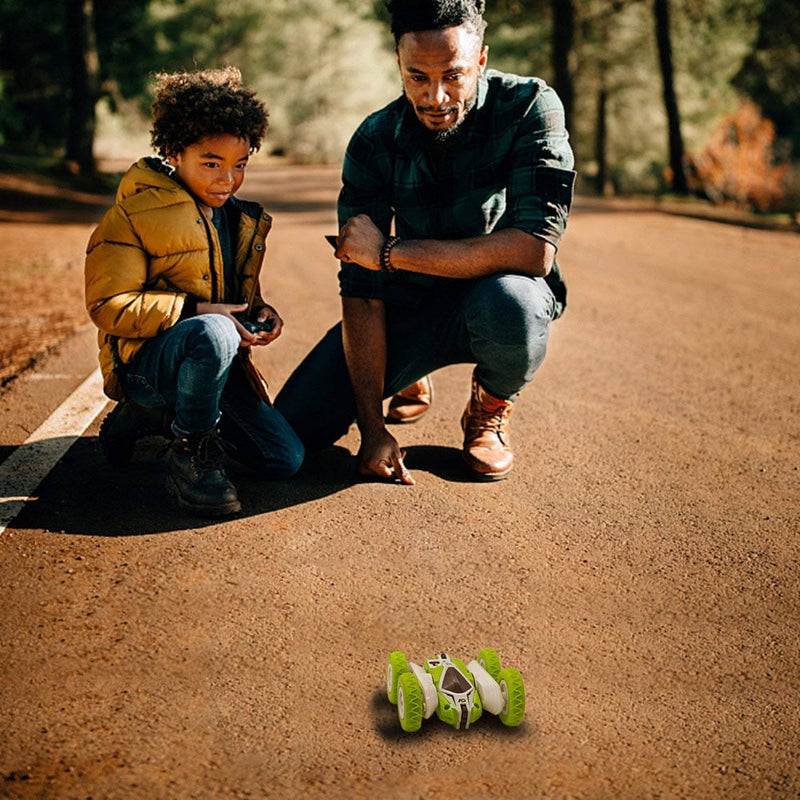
[116,157,180,203]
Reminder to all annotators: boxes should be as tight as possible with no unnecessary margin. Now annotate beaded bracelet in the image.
[379,236,401,274]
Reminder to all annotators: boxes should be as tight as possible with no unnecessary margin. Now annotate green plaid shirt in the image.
[338,69,576,312]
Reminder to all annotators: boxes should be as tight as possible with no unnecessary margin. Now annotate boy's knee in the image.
[185,314,240,362]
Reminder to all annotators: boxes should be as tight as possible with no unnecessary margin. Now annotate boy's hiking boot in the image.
[166,428,241,517]
[387,375,433,423]
[460,370,515,481]
[99,400,173,466]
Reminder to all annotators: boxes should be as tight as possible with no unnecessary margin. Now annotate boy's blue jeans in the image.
[274,274,556,449]
[121,314,304,478]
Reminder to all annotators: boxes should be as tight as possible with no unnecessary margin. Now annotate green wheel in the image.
[498,668,526,727]
[397,672,424,732]
[478,648,502,681]
[386,651,408,705]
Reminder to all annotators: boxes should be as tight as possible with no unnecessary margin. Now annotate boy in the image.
[85,67,303,517]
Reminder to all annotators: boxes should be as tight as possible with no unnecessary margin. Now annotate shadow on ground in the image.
[6,439,481,536]
[9,437,358,536]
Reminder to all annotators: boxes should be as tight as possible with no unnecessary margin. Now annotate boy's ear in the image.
[165,151,180,166]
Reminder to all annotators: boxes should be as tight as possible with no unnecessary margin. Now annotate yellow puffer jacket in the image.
[85,157,273,401]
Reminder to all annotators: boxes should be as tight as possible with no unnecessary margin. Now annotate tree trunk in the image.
[595,80,609,195]
[653,0,688,194]
[551,0,576,158]
[65,0,99,173]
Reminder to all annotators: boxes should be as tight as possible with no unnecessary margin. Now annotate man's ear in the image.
[479,45,489,75]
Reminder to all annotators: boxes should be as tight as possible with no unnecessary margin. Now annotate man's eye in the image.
[446,74,463,81]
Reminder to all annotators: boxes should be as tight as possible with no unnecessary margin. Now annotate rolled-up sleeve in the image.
[505,86,576,248]
[337,119,395,299]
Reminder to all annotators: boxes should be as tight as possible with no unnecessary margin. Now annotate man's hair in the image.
[150,67,268,158]
[386,0,487,44]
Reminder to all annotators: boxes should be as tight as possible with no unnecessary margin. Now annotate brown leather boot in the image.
[461,371,515,480]
[386,375,433,424]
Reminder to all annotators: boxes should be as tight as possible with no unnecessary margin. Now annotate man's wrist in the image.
[379,236,401,274]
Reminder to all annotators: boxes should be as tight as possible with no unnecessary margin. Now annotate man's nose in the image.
[426,81,448,106]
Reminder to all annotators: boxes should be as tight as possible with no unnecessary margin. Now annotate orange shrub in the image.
[688,99,789,212]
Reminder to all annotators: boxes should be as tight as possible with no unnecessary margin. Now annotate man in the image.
[275,0,575,483]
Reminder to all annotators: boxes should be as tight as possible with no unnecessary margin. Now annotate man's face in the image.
[167,134,250,211]
[397,24,488,141]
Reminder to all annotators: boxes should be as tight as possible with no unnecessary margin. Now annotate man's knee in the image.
[467,274,554,343]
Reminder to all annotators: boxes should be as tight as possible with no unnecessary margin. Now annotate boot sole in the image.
[461,454,514,481]
[166,476,242,517]
[467,467,513,481]
[385,407,431,424]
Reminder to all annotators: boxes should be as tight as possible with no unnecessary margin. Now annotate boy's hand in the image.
[245,305,283,348]
[195,301,282,347]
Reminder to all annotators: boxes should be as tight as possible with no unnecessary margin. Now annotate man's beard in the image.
[406,90,478,145]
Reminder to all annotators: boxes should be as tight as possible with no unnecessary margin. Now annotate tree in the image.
[653,0,688,193]
[551,0,576,155]
[65,0,100,172]
[733,0,800,152]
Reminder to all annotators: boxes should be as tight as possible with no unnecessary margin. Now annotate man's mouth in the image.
[419,107,459,125]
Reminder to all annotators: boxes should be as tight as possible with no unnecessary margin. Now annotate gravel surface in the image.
[0,164,798,799]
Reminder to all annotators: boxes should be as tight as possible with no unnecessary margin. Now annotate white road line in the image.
[0,368,107,534]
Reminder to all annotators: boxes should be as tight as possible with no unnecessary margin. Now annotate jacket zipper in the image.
[197,208,221,301]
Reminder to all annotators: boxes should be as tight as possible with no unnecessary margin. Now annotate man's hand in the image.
[357,427,415,485]
[335,214,384,270]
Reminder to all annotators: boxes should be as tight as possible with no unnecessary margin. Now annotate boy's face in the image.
[167,134,251,210]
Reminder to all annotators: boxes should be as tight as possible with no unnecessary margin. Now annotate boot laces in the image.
[466,401,511,437]
[194,431,226,470]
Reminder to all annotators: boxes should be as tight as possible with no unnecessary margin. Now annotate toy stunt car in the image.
[386,649,525,732]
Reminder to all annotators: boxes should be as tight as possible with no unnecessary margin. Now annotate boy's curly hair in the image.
[150,66,268,158]
[386,0,487,44]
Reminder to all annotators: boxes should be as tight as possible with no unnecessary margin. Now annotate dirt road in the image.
[1,164,798,799]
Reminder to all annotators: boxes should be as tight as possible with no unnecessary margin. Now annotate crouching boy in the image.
[85,67,303,517]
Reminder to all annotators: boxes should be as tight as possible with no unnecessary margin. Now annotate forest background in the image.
[0,0,798,215]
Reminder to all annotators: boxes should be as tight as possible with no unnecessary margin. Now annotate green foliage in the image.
[0,0,794,188]
[733,0,800,152]
[483,0,551,78]
[138,0,397,162]
[0,0,70,152]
